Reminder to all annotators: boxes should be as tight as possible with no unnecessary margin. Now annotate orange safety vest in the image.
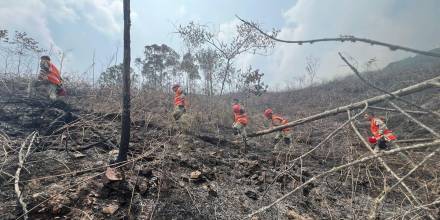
[271,114,290,132]
[370,118,397,141]
[47,63,61,85]
[174,88,185,107]
[232,104,248,126]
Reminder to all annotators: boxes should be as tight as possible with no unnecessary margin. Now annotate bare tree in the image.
[177,21,278,95]
[196,48,219,96]
[305,55,319,87]
[116,0,131,163]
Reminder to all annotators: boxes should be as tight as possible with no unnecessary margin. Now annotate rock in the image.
[104,167,122,181]
[286,209,312,220]
[102,204,119,215]
[190,170,202,180]
[245,190,259,200]
[108,149,119,157]
[72,151,86,158]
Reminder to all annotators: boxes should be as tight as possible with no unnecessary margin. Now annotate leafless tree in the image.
[116,0,131,163]
[176,21,278,95]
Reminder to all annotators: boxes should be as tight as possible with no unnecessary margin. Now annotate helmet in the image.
[172,84,180,90]
[368,136,377,144]
[264,108,273,118]
[232,104,241,113]
[41,55,51,61]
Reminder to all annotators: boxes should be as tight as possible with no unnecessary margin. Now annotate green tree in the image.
[180,52,199,94]
[98,63,137,87]
[196,48,219,96]
[138,44,179,90]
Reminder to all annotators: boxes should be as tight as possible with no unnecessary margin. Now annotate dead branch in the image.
[245,140,440,219]
[236,16,440,58]
[248,75,440,137]
[338,52,440,118]
[265,103,368,192]
[388,101,440,138]
[368,106,427,115]
[15,131,37,220]
[394,138,436,144]
[347,110,434,220]
[376,147,440,219]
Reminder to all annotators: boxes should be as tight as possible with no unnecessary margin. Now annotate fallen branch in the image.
[263,103,368,195]
[388,101,440,138]
[338,52,440,119]
[245,140,440,219]
[394,138,436,144]
[367,106,427,115]
[248,75,440,137]
[236,16,440,58]
[347,110,434,220]
[15,132,37,220]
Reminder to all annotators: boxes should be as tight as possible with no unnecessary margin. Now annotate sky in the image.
[1,0,439,88]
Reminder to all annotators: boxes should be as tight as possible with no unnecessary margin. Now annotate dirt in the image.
[0,88,439,220]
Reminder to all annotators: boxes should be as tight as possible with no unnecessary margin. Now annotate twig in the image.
[388,101,440,138]
[15,131,37,220]
[248,75,440,137]
[338,52,440,119]
[367,106,427,115]
[236,16,440,58]
[394,138,436,144]
[347,110,434,220]
[244,140,440,219]
[263,103,368,196]
[16,143,162,220]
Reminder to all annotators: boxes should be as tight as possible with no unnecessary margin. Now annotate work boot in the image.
[233,128,239,136]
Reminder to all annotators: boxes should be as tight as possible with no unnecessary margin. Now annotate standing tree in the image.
[98,63,136,88]
[9,31,44,75]
[305,55,319,87]
[196,48,219,96]
[237,66,268,97]
[177,21,278,95]
[115,0,131,163]
[180,52,200,94]
[138,44,180,90]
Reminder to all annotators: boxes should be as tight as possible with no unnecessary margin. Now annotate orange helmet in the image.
[232,104,241,113]
[264,108,273,118]
[172,84,180,90]
[368,136,377,144]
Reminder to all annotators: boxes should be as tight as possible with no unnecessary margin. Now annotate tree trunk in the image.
[220,59,231,95]
[248,75,440,137]
[116,0,131,163]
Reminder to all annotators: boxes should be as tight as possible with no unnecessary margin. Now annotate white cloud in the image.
[0,0,58,49]
[58,0,123,35]
[238,0,440,86]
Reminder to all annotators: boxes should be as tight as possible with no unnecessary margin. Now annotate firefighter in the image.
[264,108,291,145]
[28,55,65,100]
[365,113,397,151]
[232,99,248,138]
[172,84,186,121]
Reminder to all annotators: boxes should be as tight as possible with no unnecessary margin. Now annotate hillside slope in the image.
[0,52,439,219]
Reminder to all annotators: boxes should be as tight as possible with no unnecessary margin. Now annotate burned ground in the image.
[1,53,440,219]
